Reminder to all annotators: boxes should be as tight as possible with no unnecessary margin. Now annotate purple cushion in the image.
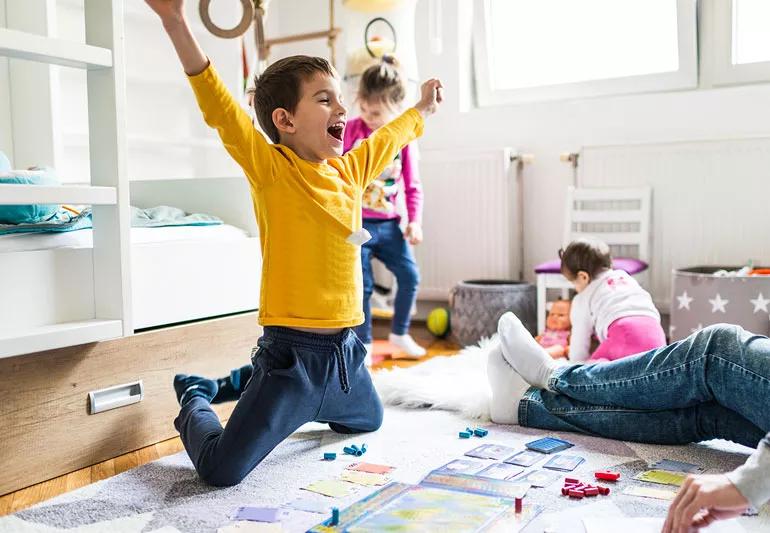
[535,257,648,275]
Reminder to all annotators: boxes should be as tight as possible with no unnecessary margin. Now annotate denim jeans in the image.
[355,218,420,344]
[174,327,383,486]
[519,324,770,448]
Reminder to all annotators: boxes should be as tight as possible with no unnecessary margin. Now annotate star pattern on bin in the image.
[709,294,728,313]
[677,291,693,310]
[750,293,770,314]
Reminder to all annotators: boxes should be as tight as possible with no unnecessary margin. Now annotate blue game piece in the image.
[474,428,489,437]
[466,427,474,434]
[526,436,574,454]
[361,443,368,453]
[459,431,472,438]
[323,452,336,461]
[330,507,339,526]
[343,446,357,455]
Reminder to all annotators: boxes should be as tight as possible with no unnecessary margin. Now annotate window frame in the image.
[710,0,770,87]
[472,0,699,107]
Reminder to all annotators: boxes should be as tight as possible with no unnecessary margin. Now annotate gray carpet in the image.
[2,407,767,532]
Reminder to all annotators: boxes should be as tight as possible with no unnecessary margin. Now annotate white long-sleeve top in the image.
[727,432,770,508]
[569,269,660,361]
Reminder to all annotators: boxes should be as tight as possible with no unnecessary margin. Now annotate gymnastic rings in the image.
[199,0,254,39]
[364,17,397,58]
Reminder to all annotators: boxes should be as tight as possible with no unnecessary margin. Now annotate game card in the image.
[543,454,585,472]
[515,469,561,487]
[623,485,677,500]
[284,496,332,514]
[651,459,704,474]
[433,458,487,475]
[341,470,390,486]
[475,462,524,481]
[634,469,687,487]
[302,479,357,498]
[346,462,395,475]
[465,444,518,460]
[503,450,545,467]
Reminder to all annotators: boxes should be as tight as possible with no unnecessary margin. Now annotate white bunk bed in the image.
[0,0,261,358]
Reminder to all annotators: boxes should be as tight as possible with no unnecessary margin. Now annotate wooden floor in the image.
[0,327,459,516]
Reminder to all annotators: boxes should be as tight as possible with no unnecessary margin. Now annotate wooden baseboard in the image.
[0,312,261,496]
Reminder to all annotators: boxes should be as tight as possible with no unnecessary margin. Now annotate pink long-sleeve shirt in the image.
[343,117,423,223]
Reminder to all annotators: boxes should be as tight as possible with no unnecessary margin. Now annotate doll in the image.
[535,299,571,359]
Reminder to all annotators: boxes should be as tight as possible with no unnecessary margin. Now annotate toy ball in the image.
[427,307,450,338]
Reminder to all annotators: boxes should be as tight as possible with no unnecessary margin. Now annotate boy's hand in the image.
[405,222,423,245]
[414,78,443,117]
[145,0,185,26]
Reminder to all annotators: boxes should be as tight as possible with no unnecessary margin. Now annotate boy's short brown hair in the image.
[253,55,336,143]
[559,237,612,280]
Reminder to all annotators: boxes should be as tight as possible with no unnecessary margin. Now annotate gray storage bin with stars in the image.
[670,266,770,341]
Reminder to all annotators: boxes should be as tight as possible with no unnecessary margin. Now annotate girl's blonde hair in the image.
[357,55,406,107]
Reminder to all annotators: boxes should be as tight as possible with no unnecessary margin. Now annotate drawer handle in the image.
[88,381,143,415]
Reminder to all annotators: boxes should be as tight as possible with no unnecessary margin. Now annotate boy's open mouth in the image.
[327,122,345,141]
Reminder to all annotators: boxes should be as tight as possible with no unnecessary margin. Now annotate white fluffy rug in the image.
[371,336,495,420]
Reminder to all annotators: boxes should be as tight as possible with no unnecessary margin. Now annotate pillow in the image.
[0,168,60,224]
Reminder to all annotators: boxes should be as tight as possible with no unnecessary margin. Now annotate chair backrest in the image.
[563,186,651,262]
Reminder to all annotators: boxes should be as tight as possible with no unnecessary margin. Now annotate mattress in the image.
[0,224,250,253]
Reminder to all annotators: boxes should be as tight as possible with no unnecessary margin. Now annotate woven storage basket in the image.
[449,280,537,347]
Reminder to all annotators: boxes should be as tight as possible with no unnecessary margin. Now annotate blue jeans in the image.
[174,327,383,486]
[519,324,770,448]
[355,218,420,344]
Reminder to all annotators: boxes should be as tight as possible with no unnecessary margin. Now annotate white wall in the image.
[269,0,770,288]
[0,0,14,163]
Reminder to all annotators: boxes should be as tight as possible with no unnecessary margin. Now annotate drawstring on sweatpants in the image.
[335,345,351,394]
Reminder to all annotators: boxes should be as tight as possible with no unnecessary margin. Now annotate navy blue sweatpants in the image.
[174,326,383,486]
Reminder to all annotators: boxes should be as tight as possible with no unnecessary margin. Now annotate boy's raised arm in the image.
[145,0,208,75]
[344,79,443,189]
[145,0,275,186]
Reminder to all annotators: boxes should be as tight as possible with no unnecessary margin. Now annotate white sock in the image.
[498,312,558,389]
[388,333,426,358]
[487,339,529,424]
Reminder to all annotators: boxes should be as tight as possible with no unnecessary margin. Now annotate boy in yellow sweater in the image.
[145,0,442,486]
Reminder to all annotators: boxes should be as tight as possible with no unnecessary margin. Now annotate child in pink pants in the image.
[558,237,666,362]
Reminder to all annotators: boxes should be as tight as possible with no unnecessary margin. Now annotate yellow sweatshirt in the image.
[188,64,424,328]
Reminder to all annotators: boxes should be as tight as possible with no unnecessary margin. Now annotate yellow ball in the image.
[427,307,450,338]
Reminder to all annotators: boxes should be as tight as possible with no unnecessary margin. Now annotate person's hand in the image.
[405,222,423,245]
[145,0,185,25]
[546,345,567,359]
[662,474,749,533]
[414,78,443,117]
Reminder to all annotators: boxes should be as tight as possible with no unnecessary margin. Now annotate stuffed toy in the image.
[536,299,571,359]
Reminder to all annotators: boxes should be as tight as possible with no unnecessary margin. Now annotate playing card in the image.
[340,470,390,486]
[284,496,332,514]
[302,479,356,498]
[543,454,585,472]
[464,444,518,460]
[634,469,687,487]
[515,469,561,487]
[432,458,487,475]
[476,462,524,480]
[503,450,545,467]
[233,507,287,523]
[623,485,677,500]
[651,459,704,474]
[345,462,395,474]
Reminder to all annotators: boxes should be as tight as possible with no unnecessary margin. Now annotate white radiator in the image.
[415,148,520,300]
[580,138,770,309]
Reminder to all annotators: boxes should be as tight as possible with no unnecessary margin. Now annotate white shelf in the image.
[0,28,112,69]
[0,319,123,359]
[0,184,117,205]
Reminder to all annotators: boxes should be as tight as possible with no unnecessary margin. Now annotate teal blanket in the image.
[0,205,223,236]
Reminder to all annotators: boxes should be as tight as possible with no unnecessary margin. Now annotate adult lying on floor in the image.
[489,315,769,532]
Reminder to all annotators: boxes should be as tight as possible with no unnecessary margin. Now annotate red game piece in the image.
[564,477,579,484]
[568,489,585,499]
[561,487,570,496]
[598,486,611,495]
[515,497,523,513]
[594,470,621,481]
[584,487,599,496]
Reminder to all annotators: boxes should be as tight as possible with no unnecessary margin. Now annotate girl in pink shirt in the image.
[344,57,426,360]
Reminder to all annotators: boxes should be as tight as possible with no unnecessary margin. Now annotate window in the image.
[712,0,770,86]
[473,0,697,106]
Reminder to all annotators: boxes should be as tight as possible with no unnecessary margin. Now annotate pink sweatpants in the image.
[588,316,667,362]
